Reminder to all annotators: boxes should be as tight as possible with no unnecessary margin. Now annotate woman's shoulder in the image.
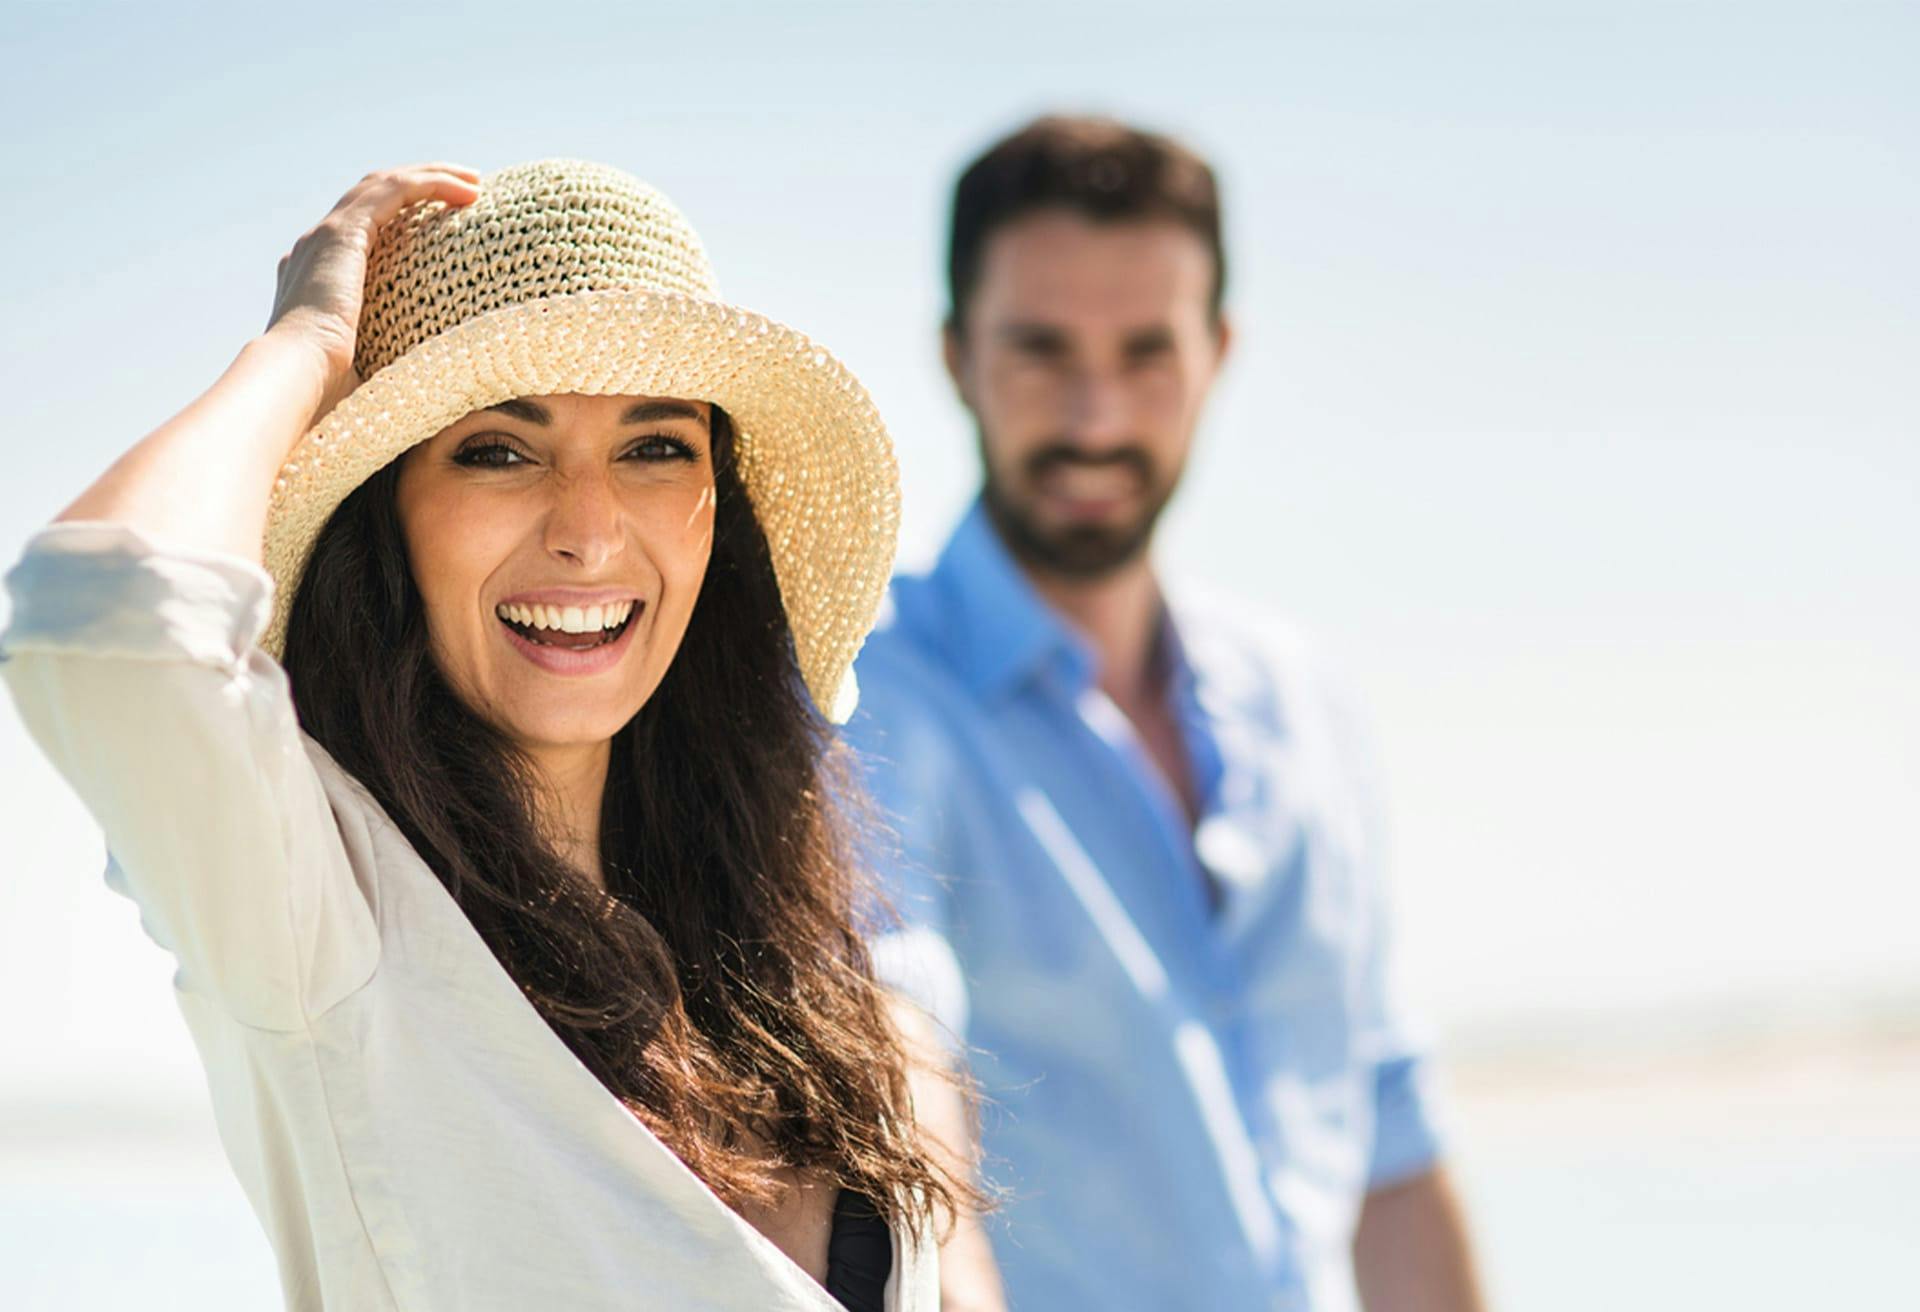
[295,732,424,911]
[299,732,381,820]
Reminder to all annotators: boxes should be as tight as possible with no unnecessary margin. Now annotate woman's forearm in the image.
[57,166,481,563]
[57,328,334,562]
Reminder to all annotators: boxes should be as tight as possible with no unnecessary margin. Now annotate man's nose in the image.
[542,472,625,572]
[1063,369,1134,450]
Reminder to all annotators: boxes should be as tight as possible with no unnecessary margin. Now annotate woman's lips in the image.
[498,602,644,676]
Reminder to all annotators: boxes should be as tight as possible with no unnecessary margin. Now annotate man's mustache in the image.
[1022,444,1155,481]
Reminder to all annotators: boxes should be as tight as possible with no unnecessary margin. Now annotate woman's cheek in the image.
[423,493,515,669]
[649,483,716,582]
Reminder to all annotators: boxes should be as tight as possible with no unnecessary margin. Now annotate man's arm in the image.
[1353,1166,1488,1312]
[889,994,1007,1312]
[845,653,1006,1307]
[1306,659,1487,1311]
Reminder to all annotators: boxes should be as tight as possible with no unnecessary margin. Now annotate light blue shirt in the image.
[845,503,1441,1312]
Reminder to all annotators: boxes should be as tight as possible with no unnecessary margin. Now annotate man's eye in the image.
[453,442,527,468]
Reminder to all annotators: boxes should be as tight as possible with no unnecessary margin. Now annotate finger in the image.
[337,169,482,233]
[331,164,479,215]
[359,163,483,194]
[368,174,482,228]
[365,161,481,181]
[411,161,482,181]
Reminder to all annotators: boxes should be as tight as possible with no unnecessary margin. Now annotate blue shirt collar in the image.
[928,500,1098,702]
[1158,615,1227,813]
[926,505,1225,814]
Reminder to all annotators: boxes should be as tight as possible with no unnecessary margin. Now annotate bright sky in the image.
[1,0,1915,1101]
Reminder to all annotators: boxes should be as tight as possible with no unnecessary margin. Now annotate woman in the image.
[1,160,991,1311]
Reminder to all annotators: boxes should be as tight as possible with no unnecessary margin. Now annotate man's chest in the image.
[946,698,1368,1023]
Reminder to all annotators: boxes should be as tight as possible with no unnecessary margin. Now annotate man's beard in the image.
[980,438,1177,581]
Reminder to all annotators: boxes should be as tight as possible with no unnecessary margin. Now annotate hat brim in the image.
[261,288,898,724]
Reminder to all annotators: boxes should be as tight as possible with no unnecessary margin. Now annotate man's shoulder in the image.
[1169,583,1348,717]
[847,576,983,751]
[856,576,968,695]
[1172,585,1389,869]
[1174,587,1317,664]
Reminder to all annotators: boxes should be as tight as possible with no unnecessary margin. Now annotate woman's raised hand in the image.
[54,165,480,558]
[267,164,482,415]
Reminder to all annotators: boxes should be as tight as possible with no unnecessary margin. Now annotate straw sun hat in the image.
[261,158,898,723]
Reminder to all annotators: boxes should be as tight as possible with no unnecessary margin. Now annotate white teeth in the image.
[496,600,636,634]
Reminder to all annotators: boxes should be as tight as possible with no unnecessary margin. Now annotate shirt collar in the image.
[928,500,1097,702]
[1158,614,1227,812]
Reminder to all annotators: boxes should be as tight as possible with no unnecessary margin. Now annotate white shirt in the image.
[0,522,937,1312]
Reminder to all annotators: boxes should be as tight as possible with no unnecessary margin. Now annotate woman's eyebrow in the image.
[620,400,707,426]
[483,398,552,424]
[477,398,704,427]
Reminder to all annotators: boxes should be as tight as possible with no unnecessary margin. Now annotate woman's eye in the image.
[453,441,527,468]
[624,435,697,462]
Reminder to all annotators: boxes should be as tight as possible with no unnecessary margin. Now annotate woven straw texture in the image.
[261,160,899,723]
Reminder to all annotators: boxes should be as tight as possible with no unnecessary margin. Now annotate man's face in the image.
[947,209,1229,580]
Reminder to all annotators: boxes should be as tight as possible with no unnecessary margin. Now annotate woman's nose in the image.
[542,473,625,572]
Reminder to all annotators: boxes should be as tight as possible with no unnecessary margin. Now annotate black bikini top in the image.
[823,1189,892,1312]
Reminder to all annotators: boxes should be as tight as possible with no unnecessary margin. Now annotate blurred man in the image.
[847,117,1486,1310]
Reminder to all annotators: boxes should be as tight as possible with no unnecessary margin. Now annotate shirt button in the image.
[1196,815,1266,891]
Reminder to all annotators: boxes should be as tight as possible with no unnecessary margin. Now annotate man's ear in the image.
[1211,311,1235,370]
[942,319,973,411]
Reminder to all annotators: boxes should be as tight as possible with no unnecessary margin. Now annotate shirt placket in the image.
[1045,669,1301,1284]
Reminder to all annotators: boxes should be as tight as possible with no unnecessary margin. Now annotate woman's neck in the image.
[525,739,613,889]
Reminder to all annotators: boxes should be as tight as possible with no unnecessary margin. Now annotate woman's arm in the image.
[58,165,480,559]
[1,166,480,1031]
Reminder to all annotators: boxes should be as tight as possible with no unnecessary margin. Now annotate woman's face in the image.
[394,393,716,755]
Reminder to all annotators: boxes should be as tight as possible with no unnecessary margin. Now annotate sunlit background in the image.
[2,1,1915,1307]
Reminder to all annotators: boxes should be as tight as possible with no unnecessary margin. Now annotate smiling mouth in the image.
[494,600,641,652]
[1038,463,1139,503]
[1027,449,1152,510]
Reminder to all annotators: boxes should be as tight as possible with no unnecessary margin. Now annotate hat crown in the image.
[354,159,721,379]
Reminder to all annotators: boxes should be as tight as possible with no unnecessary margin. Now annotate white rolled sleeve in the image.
[1,523,378,1031]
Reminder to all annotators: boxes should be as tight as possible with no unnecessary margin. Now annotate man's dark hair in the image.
[946,114,1226,328]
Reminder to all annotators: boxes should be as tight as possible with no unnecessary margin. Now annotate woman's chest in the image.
[731,1164,839,1286]
[299,868,861,1307]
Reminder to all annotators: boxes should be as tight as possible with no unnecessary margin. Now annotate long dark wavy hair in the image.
[284,406,964,1229]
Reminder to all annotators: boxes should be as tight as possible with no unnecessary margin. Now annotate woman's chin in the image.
[441,646,660,758]
[500,705,645,756]
[479,676,654,757]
